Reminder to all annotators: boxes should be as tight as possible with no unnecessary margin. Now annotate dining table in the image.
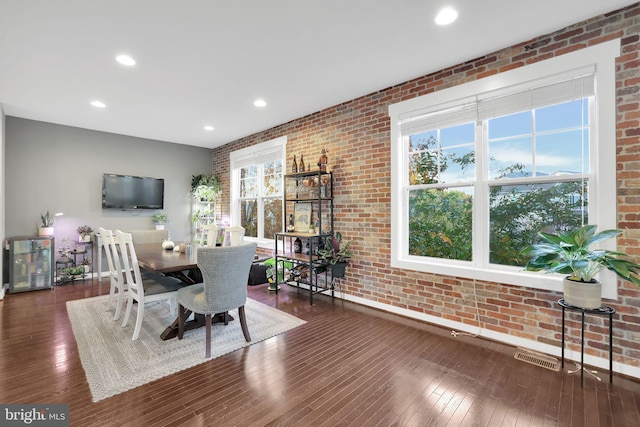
[134,242,234,340]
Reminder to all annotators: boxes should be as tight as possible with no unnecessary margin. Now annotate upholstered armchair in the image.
[177,242,257,358]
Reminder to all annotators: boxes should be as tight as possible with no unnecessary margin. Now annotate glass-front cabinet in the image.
[8,236,54,293]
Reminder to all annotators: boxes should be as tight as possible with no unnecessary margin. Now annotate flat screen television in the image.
[102,174,164,209]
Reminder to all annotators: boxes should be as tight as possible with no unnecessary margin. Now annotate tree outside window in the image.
[406,97,590,268]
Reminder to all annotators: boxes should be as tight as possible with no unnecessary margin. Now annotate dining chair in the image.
[99,227,127,321]
[177,242,257,358]
[223,225,245,246]
[116,230,184,340]
[202,223,219,247]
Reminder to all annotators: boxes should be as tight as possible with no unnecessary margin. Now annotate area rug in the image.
[67,295,306,402]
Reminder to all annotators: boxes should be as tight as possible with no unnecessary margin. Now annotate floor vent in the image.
[514,347,560,371]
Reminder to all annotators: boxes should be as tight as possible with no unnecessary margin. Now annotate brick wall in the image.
[213,4,640,371]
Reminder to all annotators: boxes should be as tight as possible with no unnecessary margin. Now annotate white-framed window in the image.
[230,136,286,248]
[389,40,620,298]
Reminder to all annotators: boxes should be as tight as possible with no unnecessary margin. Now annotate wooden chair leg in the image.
[239,305,251,342]
[205,314,212,358]
[178,304,185,340]
[223,311,229,325]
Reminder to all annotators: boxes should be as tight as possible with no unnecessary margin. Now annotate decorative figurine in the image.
[319,148,329,171]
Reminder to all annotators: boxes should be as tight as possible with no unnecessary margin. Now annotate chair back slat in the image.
[99,227,127,320]
[202,224,219,247]
[223,225,245,246]
[116,230,144,303]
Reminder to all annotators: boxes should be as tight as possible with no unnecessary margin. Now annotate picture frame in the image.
[294,203,312,232]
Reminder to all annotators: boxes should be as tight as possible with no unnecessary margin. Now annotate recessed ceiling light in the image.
[90,100,106,108]
[435,7,458,26]
[116,54,136,66]
[253,99,267,108]
[204,125,215,131]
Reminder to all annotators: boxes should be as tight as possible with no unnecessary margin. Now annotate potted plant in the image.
[76,225,93,242]
[38,211,55,236]
[264,258,294,291]
[151,212,169,230]
[192,174,221,201]
[521,224,640,309]
[317,232,354,278]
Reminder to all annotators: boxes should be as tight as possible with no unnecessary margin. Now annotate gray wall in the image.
[1,107,4,295]
[5,117,213,254]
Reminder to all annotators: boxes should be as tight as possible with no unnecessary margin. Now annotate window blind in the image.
[399,65,595,135]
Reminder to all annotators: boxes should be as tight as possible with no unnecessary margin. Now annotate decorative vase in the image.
[563,277,602,309]
[81,234,91,242]
[39,227,54,236]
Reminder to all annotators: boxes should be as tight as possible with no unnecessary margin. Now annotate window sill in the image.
[391,257,617,300]
[243,237,275,251]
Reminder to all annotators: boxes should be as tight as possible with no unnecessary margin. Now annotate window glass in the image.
[535,130,588,175]
[241,199,257,237]
[488,111,531,140]
[263,160,282,197]
[405,97,590,268]
[263,198,283,240]
[230,136,285,243]
[409,187,473,261]
[536,99,586,132]
[488,136,532,180]
[240,166,258,198]
[489,180,588,266]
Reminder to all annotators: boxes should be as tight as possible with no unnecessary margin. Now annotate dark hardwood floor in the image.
[1,278,640,426]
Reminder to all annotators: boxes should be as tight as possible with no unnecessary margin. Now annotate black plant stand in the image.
[558,298,615,387]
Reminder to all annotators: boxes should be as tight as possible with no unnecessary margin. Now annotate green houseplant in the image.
[317,232,354,278]
[76,225,93,242]
[38,211,55,236]
[151,212,169,230]
[191,174,221,201]
[521,224,640,308]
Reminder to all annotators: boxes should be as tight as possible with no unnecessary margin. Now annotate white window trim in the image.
[389,39,620,299]
[230,136,287,249]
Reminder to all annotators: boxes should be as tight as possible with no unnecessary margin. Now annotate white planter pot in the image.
[39,227,54,236]
[563,277,602,309]
[155,224,165,230]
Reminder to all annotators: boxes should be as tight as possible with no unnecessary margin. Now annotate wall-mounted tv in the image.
[102,174,164,210]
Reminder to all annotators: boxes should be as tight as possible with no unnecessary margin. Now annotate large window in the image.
[230,136,286,247]
[389,40,619,297]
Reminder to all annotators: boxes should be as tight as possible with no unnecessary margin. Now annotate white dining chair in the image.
[116,230,184,340]
[99,227,127,321]
[223,225,245,246]
[202,223,219,247]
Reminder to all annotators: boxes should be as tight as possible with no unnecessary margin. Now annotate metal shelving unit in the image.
[274,170,334,304]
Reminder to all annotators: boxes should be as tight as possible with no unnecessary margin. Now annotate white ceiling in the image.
[0,1,636,149]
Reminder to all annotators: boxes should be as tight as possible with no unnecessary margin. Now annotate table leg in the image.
[160,310,234,340]
[561,306,566,369]
[581,311,585,388]
[609,312,613,383]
